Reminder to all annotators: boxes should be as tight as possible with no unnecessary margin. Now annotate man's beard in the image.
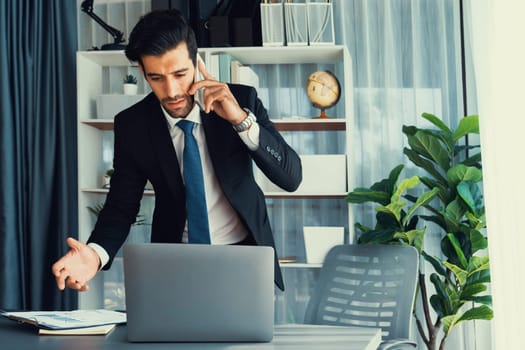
[161,94,194,118]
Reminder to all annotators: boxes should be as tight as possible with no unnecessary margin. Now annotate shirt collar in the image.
[162,103,202,130]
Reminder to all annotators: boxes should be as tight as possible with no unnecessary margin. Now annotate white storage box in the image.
[96,94,147,119]
[303,226,345,263]
[254,154,346,194]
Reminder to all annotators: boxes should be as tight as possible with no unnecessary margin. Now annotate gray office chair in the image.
[304,244,419,350]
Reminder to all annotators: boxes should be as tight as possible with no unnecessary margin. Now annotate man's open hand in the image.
[51,237,100,291]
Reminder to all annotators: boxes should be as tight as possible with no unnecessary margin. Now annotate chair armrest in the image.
[378,338,417,350]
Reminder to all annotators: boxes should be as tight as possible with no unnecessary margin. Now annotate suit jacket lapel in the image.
[148,103,185,196]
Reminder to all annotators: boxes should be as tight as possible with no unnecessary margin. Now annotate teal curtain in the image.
[0,1,78,310]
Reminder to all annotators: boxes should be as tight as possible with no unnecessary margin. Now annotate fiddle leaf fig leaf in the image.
[467,269,491,285]
[430,295,446,319]
[442,305,493,336]
[379,164,405,193]
[457,182,479,215]
[405,129,450,172]
[461,283,486,298]
[391,176,419,202]
[447,164,482,186]
[469,229,488,253]
[463,152,482,167]
[422,251,448,277]
[354,222,372,233]
[460,305,493,321]
[444,199,466,226]
[441,315,459,336]
[347,165,405,206]
[430,273,458,315]
[422,112,453,135]
[463,295,492,306]
[393,229,425,251]
[404,148,448,186]
[452,115,480,142]
[458,181,484,216]
[446,233,469,269]
[346,188,390,205]
[467,256,490,275]
[379,176,419,223]
[357,228,397,244]
[466,213,487,231]
[443,261,467,286]
[404,187,440,226]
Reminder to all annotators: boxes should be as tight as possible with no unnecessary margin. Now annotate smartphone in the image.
[194,54,205,110]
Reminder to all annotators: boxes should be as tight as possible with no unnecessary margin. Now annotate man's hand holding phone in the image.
[190,55,248,126]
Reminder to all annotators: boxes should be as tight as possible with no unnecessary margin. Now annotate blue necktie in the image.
[177,120,211,244]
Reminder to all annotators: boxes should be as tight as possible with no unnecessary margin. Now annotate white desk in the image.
[0,318,382,350]
[265,324,381,350]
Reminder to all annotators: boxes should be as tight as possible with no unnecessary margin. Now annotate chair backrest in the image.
[304,244,419,341]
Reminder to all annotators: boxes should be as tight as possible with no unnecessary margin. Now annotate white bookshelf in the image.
[76,45,354,323]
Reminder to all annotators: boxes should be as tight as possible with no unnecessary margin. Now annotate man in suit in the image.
[52,9,301,292]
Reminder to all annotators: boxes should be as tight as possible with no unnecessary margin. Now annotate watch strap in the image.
[233,108,257,132]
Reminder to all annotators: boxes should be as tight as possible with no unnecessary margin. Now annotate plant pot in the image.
[123,83,138,95]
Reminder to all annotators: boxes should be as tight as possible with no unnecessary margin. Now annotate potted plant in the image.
[102,168,114,189]
[346,113,492,350]
[123,74,138,95]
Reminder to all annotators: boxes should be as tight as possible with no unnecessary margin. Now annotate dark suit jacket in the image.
[87,84,302,290]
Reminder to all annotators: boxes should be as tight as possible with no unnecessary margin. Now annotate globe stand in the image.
[312,109,332,119]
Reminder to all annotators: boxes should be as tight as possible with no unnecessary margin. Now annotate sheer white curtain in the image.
[332,0,490,349]
[466,0,525,349]
[333,0,463,202]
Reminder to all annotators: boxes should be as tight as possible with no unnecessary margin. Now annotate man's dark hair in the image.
[125,9,198,66]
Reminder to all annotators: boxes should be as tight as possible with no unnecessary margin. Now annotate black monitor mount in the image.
[81,0,126,50]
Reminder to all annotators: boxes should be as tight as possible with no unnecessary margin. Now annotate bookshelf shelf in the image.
[81,118,346,132]
[80,188,346,199]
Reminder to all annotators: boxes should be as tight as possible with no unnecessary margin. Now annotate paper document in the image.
[38,323,116,335]
[1,309,126,330]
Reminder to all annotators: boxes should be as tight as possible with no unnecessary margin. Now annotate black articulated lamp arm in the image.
[81,0,126,50]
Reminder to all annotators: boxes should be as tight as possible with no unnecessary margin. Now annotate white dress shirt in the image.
[90,103,260,268]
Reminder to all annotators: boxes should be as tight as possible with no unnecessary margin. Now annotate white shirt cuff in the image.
[87,242,110,270]
[237,121,260,151]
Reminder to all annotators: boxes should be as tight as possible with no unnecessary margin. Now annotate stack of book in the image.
[207,53,260,92]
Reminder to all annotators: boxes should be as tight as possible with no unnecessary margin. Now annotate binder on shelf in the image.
[205,52,220,79]
[284,2,308,46]
[260,1,285,46]
[307,1,335,45]
[217,52,236,83]
[230,60,260,92]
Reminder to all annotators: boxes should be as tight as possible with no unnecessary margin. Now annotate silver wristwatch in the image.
[233,108,257,132]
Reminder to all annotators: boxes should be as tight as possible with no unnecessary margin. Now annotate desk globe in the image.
[306,70,341,119]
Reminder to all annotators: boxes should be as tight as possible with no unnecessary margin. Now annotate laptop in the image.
[123,243,275,342]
